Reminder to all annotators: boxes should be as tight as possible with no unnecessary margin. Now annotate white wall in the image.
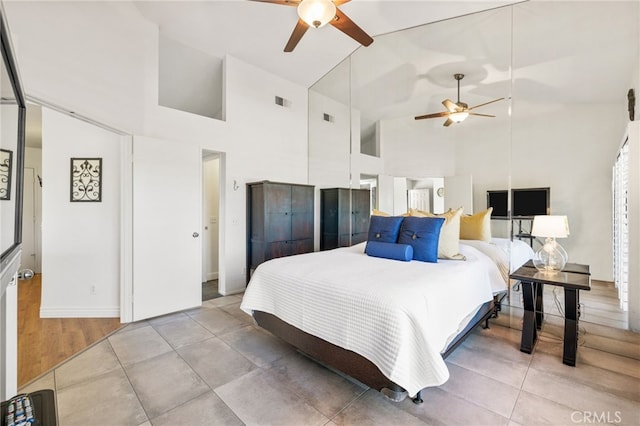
[6,1,149,134]
[626,121,639,332]
[380,116,456,178]
[40,108,122,317]
[510,104,626,281]
[6,1,310,303]
[159,34,223,120]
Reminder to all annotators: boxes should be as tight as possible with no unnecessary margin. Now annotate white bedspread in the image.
[240,242,498,396]
[460,238,534,292]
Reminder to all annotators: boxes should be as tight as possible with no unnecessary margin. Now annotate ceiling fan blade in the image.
[468,112,496,118]
[414,111,450,120]
[468,97,505,110]
[334,0,351,5]
[250,0,300,6]
[442,99,457,112]
[284,19,310,52]
[330,7,374,47]
[443,118,454,127]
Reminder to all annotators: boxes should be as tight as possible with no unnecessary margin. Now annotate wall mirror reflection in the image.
[308,1,639,359]
[1,14,25,265]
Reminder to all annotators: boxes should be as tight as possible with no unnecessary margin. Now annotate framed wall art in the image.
[0,149,12,201]
[70,157,102,202]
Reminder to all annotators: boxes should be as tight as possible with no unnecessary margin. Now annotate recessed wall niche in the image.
[158,34,224,120]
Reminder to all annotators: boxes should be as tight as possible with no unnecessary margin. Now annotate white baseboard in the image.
[206,272,219,281]
[39,306,120,318]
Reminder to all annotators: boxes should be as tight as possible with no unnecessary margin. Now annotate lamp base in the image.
[532,237,568,274]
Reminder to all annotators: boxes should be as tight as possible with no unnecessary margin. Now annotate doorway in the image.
[202,151,221,301]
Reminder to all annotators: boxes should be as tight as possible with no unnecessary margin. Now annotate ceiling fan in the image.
[252,0,374,52]
[414,74,504,127]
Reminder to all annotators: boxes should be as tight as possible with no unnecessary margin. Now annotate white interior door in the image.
[132,136,202,321]
[21,168,36,271]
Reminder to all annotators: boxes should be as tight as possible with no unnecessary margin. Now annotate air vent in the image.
[275,95,291,107]
[323,113,334,123]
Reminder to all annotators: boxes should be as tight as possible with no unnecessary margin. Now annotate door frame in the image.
[119,141,228,323]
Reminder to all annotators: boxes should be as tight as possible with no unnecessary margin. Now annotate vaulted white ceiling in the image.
[132,0,520,88]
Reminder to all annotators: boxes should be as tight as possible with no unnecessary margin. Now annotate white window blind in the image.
[613,139,629,311]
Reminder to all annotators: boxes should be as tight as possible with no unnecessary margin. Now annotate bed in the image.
[240,237,533,402]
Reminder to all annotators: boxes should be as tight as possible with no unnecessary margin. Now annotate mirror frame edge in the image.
[0,5,27,267]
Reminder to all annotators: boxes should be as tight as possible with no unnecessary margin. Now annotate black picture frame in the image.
[70,157,102,202]
[0,149,12,201]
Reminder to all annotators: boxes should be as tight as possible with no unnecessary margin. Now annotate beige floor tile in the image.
[147,311,189,326]
[150,391,243,426]
[268,351,367,418]
[511,390,584,426]
[108,325,173,366]
[203,294,243,308]
[447,337,530,389]
[398,387,510,426]
[152,314,215,349]
[56,368,147,426]
[53,340,121,390]
[215,368,329,426]
[522,367,640,421]
[332,389,426,426]
[578,344,640,379]
[440,363,520,418]
[529,349,640,402]
[187,306,245,335]
[18,371,55,394]
[220,301,255,325]
[219,325,295,368]
[177,336,256,389]
[124,351,210,419]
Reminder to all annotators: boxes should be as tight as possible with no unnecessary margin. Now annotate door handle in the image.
[193,232,199,238]
[18,269,34,280]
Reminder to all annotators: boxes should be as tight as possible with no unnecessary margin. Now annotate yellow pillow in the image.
[371,209,391,216]
[460,207,493,242]
[410,207,464,260]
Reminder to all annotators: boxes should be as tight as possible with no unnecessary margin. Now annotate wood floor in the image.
[17,274,123,387]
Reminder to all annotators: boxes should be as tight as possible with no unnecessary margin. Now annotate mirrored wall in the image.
[1,13,26,267]
[308,1,639,354]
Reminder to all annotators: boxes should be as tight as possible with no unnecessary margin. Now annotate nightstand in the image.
[510,261,591,366]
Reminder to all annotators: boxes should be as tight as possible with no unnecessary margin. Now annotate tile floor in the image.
[20,294,640,426]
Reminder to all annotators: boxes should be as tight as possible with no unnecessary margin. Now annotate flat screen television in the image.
[512,187,550,217]
[487,190,508,218]
[486,187,550,218]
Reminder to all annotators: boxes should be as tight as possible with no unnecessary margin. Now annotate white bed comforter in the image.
[240,242,499,396]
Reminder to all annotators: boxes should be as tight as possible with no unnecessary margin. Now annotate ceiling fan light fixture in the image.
[297,0,336,28]
[449,111,469,123]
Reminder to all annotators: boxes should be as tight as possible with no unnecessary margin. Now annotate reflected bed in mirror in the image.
[307,1,639,337]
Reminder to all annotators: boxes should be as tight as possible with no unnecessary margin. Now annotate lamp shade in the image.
[449,111,469,123]
[531,215,570,238]
[297,0,336,28]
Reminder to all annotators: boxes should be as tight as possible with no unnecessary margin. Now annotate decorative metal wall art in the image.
[0,149,12,200]
[70,158,102,202]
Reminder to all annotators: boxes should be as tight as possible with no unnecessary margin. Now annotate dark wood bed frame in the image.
[253,298,496,404]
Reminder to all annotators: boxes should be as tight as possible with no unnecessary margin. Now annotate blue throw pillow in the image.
[397,217,445,263]
[366,215,404,243]
[365,241,413,262]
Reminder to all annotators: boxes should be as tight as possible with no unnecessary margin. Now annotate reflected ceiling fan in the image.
[252,0,374,52]
[415,74,504,127]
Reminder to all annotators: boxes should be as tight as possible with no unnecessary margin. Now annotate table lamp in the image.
[531,215,570,273]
